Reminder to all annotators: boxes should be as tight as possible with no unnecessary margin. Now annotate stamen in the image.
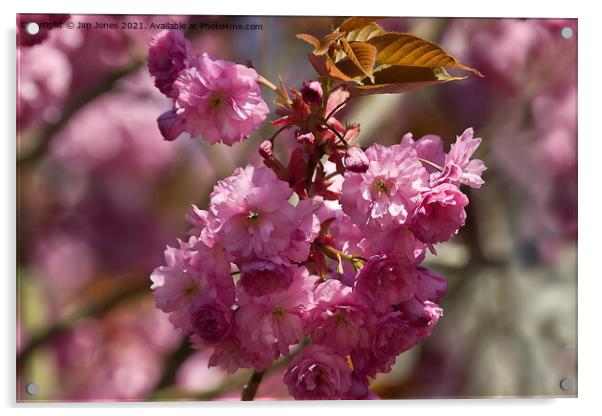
[247,210,260,222]
[272,306,284,320]
[374,179,388,195]
[210,93,224,108]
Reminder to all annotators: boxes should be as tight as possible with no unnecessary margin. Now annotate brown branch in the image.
[241,370,265,401]
[150,339,194,393]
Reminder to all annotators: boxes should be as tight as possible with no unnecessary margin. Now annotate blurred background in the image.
[16,15,577,401]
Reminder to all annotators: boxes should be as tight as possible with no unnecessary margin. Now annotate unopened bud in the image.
[296,130,315,145]
[259,140,273,158]
[300,80,323,105]
[157,109,186,141]
[344,146,369,173]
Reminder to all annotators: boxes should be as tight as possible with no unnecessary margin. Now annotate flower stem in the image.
[324,98,350,122]
[323,122,349,148]
[325,171,341,180]
[268,125,289,144]
[310,114,349,148]
[316,243,366,269]
[418,157,443,172]
[257,74,292,105]
[241,370,265,401]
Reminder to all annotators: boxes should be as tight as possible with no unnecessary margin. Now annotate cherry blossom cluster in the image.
[148,29,486,400]
[147,29,269,144]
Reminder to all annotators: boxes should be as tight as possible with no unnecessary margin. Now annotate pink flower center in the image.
[373,178,389,196]
[272,306,285,320]
[185,284,197,295]
[210,93,224,108]
[247,210,261,223]
[335,309,348,325]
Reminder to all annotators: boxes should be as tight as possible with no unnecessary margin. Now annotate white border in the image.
[3,1,600,415]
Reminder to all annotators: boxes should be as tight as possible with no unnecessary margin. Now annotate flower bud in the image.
[258,140,273,158]
[300,80,323,105]
[296,130,315,144]
[344,146,369,173]
[157,109,186,141]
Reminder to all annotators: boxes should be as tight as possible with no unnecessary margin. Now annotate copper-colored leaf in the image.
[338,17,379,34]
[340,38,377,81]
[368,32,483,76]
[333,20,384,65]
[334,58,368,82]
[351,65,466,96]
[344,22,385,43]
[297,32,344,56]
[307,53,355,82]
[315,31,344,55]
[298,17,482,96]
[296,33,321,49]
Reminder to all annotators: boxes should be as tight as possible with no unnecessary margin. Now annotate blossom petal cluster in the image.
[148,34,486,400]
[148,30,269,145]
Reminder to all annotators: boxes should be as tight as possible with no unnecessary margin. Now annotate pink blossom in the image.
[350,349,396,379]
[150,242,234,332]
[239,260,294,297]
[185,234,234,278]
[435,128,486,189]
[306,280,374,354]
[340,144,429,231]
[171,53,269,145]
[416,267,448,303]
[400,298,444,340]
[350,297,445,380]
[351,311,417,377]
[208,319,281,373]
[300,80,323,105]
[344,146,369,173]
[283,345,352,400]
[400,132,446,174]
[204,165,301,262]
[359,226,426,266]
[147,30,191,97]
[372,311,418,356]
[325,210,365,285]
[411,183,469,244]
[236,267,316,355]
[281,198,320,263]
[190,301,233,345]
[185,205,208,238]
[343,372,370,399]
[207,336,252,374]
[354,255,418,313]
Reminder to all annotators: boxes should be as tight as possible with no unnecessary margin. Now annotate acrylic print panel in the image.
[16,14,577,402]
